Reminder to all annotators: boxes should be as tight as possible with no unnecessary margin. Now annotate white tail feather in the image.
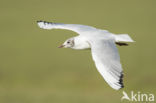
[114,34,134,42]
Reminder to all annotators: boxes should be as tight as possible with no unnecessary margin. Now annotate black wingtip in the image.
[37,20,43,23]
[37,20,55,25]
[119,73,124,88]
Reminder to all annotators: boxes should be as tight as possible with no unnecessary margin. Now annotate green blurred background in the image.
[0,0,156,103]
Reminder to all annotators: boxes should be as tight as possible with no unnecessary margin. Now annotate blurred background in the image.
[0,0,156,103]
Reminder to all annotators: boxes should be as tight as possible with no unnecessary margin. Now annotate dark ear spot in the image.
[67,41,70,44]
[72,39,75,45]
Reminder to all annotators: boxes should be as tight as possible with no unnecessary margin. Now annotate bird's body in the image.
[37,21,134,90]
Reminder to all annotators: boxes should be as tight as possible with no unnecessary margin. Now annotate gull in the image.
[37,21,134,90]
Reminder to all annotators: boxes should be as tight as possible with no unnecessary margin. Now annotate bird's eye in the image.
[67,41,70,44]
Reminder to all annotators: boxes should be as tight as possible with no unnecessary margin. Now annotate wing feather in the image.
[37,21,97,35]
[90,39,124,90]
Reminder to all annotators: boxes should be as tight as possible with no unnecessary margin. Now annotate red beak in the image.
[58,45,64,48]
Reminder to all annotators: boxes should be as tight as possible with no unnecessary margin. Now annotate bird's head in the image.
[58,38,75,48]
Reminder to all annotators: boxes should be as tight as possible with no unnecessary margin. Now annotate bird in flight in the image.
[37,21,134,90]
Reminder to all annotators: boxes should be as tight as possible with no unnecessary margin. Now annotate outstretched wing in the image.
[37,21,97,35]
[90,39,124,90]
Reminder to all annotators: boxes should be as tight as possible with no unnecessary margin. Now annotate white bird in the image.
[37,21,134,90]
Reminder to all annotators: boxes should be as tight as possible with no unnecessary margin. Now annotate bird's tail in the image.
[114,34,134,42]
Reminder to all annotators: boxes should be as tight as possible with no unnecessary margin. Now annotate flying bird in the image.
[37,21,134,90]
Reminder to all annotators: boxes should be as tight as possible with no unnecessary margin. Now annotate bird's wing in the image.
[37,21,98,35]
[90,39,124,90]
